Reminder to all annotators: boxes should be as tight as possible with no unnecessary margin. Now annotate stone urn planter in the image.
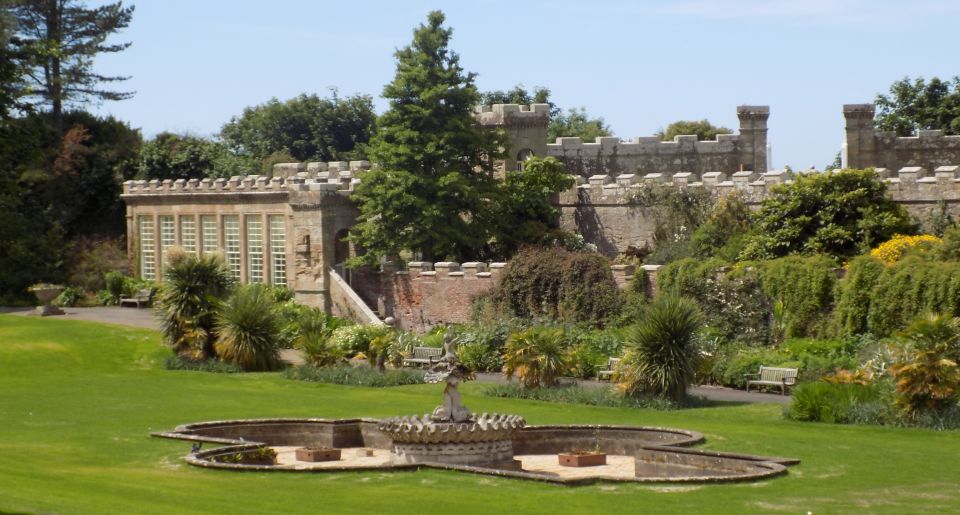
[558,451,607,467]
[295,447,341,462]
[28,284,65,316]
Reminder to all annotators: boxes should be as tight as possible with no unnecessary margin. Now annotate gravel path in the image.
[4,306,790,404]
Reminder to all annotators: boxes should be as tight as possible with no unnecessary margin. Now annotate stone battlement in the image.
[475,104,551,127]
[844,103,960,172]
[121,161,372,197]
[544,105,769,178]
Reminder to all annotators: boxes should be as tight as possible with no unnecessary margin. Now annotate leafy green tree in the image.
[480,84,556,114]
[875,76,960,136]
[220,91,376,164]
[10,0,134,133]
[350,11,506,263]
[547,106,611,142]
[656,119,731,141]
[739,169,914,260]
[485,156,574,258]
[135,132,248,181]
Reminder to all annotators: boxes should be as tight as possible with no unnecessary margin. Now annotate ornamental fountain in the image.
[378,332,525,467]
[152,331,799,484]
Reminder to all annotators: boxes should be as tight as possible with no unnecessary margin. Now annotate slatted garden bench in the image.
[119,288,154,309]
[596,357,621,381]
[402,346,443,368]
[745,366,798,395]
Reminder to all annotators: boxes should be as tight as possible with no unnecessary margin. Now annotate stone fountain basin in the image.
[152,418,797,484]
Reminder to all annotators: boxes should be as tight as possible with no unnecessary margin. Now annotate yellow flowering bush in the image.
[869,234,942,265]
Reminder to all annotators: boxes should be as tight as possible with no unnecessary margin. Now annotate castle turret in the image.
[477,104,550,173]
[737,105,770,172]
[843,104,876,169]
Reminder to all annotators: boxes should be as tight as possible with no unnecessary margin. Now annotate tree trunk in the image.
[46,0,64,135]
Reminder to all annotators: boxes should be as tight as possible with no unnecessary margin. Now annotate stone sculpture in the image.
[424,330,475,423]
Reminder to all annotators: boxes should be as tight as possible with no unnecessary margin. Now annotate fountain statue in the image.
[378,328,525,466]
[424,331,474,422]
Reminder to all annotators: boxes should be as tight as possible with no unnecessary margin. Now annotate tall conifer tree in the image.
[10,0,134,133]
[350,11,506,264]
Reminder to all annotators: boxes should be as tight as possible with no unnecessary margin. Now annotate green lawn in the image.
[1,315,958,514]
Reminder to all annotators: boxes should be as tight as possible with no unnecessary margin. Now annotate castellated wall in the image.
[351,261,642,332]
[844,103,960,172]
[477,104,769,178]
[558,165,960,256]
[544,106,769,178]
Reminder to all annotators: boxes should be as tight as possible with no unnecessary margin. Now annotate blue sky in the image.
[89,0,959,169]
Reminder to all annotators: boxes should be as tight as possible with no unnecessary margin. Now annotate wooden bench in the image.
[119,289,154,309]
[596,357,621,381]
[402,346,443,368]
[745,366,798,395]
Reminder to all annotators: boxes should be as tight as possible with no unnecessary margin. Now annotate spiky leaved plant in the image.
[502,326,567,388]
[618,294,702,402]
[214,284,282,371]
[156,250,233,359]
[889,313,960,415]
[293,308,348,368]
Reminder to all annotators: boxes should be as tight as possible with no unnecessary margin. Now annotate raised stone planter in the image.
[558,452,607,467]
[28,284,65,316]
[295,447,341,462]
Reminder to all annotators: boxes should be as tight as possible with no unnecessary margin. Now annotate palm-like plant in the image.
[156,250,233,359]
[214,284,282,371]
[618,294,702,402]
[890,313,960,414]
[293,308,348,368]
[503,327,567,388]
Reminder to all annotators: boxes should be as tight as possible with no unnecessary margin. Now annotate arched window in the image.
[516,148,534,171]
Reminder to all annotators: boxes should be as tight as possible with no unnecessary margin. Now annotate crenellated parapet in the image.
[557,169,792,207]
[844,103,960,172]
[121,161,372,198]
[545,105,769,178]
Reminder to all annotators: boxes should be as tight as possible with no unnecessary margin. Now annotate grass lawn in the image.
[1,315,958,514]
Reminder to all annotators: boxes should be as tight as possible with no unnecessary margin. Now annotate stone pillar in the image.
[737,105,770,172]
[843,104,876,169]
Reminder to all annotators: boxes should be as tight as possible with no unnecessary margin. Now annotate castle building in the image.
[122,103,960,326]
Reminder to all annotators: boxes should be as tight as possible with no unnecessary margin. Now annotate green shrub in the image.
[101,271,129,306]
[53,286,85,307]
[739,168,913,260]
[786,382,889,424]
[156,251,233,359]
[451,322,511,372]
[618,295,702,401]
[327,324,390,358]
[484,383,677,410]
[293,308,349,367]
[214,284,282,371]
[755,255,838,338]
[284,364,424,387]
[867,256,960,336]
[492,246,622,326]
[503,326,567,388]
[163,355,243,373]
[833,256,885,336]
[658,259,771,346]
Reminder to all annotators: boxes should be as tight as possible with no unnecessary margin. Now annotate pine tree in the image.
[350,10,506,263]
[10,0,134,133]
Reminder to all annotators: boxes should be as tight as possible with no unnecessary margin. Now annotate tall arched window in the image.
[516,149,534,171]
